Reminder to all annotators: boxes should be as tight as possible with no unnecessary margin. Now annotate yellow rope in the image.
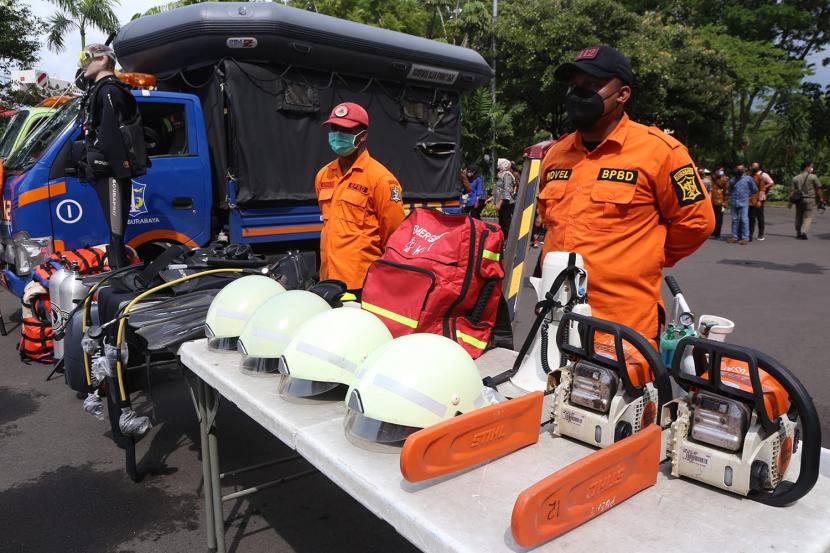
[114,268,244,401]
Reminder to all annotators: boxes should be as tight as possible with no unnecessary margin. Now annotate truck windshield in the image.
[5,99,80,172]
[0,110,29,160]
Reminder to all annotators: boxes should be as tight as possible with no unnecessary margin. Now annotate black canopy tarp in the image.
[163,60,462,208]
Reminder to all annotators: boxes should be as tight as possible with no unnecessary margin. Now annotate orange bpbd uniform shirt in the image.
[538,114,714,340]
[315,150,405,290]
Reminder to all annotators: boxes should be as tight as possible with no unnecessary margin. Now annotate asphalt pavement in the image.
[0,205,827,553]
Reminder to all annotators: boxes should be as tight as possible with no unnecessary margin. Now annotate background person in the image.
[749,161,774,241]
[314,102,405,294]
[789,161,825,240]
[727,163,757,245]
[493,158,516,238]
[464,164,485,219]
[710,166,727,239]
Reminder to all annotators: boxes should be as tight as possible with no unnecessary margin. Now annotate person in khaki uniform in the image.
[315,102,405,292]
[789,161,825,240]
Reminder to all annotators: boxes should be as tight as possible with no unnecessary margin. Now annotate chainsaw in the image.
[663,336,821,506]
[549,312,673,447]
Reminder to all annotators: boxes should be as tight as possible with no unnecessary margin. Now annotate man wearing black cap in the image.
[537,45,714,342]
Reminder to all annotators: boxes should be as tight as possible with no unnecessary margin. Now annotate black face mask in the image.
[564,85,620,130]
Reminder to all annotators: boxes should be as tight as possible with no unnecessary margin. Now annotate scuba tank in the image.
[660,276,735,376]
[48,259,70,360]
[659,276,695,368]
[509,252,591,393]
[56,262,89,361]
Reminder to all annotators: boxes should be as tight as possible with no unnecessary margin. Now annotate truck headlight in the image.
[690,392,750,452]
[569,361,618,414]
[12,232,52,276]
[3,240,15,265]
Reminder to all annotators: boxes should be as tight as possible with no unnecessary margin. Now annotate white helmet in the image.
[237,290,331,376]
[344,333,486,450]
[277,308,392,400]
[205,275,285,352]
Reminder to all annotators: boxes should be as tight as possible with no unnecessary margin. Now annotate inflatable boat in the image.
[114,2,492,91]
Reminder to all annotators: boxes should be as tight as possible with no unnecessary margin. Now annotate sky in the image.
[28,0,168,80]
[25,0,830,87]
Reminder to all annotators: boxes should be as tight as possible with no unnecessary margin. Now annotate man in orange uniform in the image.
[538,45,714,341]
[315,102,405,293]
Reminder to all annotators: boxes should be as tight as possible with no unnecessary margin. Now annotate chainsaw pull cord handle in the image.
[557,312,672,425]
[483,253,581,388]
[673,337,821,506]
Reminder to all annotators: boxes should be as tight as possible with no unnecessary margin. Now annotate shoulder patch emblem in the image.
[597,168,638,185]
[390,184,402,202]
[545,168,572,183]
[671,164,704,206]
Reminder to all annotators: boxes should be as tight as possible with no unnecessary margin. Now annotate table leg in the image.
[204,381,226,553]
[193,377,217,552]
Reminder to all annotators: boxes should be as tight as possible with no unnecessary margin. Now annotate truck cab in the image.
[0,91,212,296]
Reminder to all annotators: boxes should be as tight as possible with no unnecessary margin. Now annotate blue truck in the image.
[0,2,491,297]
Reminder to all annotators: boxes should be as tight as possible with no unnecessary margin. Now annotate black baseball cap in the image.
[554,45,633,86]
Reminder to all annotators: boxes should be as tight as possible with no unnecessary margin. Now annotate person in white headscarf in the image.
[493,158,516,238]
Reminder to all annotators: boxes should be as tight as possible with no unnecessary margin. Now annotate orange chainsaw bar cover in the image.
[511,424,661,548]
[400,392,544,483]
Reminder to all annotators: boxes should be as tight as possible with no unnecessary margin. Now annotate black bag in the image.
[791,189,804,204]
[792,173,807,204]
[84,77,150,179]
[118,109,149,178]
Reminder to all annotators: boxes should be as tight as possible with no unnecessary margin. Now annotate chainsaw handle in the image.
[673,337,821,506]
[557,313,672,424]
[664,275,682,297]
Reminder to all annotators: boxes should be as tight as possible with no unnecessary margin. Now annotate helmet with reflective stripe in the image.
[344,333,485,450]
[277,307,392,399]
[237,290,331,376]
[205,275,285,352]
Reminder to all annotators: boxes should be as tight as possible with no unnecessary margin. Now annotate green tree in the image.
[495,0,733,160]
[633,0,830,158]
[45,0,120,53]
[290,0,431,35]
[0,0,44,74]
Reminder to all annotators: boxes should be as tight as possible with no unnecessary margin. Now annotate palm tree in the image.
[45,0,120,53]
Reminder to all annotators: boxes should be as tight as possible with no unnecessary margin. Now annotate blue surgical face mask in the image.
[328,131,362,157]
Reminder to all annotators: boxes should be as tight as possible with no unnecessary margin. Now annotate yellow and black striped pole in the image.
[502,141,553,322]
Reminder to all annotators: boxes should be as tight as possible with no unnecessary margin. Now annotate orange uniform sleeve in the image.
[373,174,405,246]
[655,147,715,267]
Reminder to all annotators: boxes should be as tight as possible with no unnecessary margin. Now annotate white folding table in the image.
[179,340,830,553]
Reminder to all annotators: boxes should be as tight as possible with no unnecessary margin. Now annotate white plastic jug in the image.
[510,252,590,393]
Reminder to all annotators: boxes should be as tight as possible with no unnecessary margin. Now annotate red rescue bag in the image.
[361,208,504,358]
